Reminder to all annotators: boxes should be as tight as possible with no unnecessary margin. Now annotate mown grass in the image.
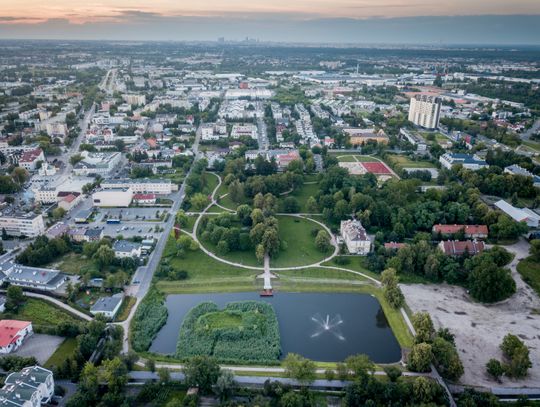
[385,154,436,170]
[271,216,329,268]
[56,252,98,275]
[278,182,320,213]
[517,256,540,297]
[44,338,77,370]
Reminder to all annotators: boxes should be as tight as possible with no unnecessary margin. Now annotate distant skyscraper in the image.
[408,94,441,129]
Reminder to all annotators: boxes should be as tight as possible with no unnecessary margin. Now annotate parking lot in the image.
[13,334,64,364]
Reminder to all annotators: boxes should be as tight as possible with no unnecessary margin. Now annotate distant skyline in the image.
[1,1,540,44]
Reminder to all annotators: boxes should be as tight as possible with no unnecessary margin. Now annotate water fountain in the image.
[311,313,345,341]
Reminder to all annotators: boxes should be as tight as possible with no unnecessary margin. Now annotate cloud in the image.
[0,16,41,23]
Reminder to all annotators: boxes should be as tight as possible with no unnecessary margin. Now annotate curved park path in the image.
[186,172,379,284]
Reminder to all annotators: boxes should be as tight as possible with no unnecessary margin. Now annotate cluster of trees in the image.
[381,268,404,309]
[16,235,72,267]
[408,312,464,382]
[486,334,532,381]
[383,240,515,303]
[176,301,281,364]
[131,289,168,352]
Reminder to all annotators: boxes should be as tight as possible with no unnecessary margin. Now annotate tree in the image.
[306,196,318,213]
[52,207,66,220]
[215,369,236,402]
[500,334,531,378]
[381,268,404,309]
[175,211,189,228]
[78,362,100,404]
[383,365,402,382]
[190,193,209,211]
[315,230,331,253]
[158,367,171,383]
[145,358,156,372]
[11,167,28,185]
[345,354,375,381]
[486,359,504,382]
[324,369,335,381]
[5,285,25,312]
[408,343,433,373]
[412,312,434,344]
[283,197,300,213]
[93,245,115,270]
[262,228,280,257]
[431,337,464,381]
[99,357,128,394]
[69,154,84,166]
[183,356,221,394]
[413,376,437,404]
[228,180,245,204]
[468,260,516,303]
[283,353,316,385]
[529,239,540,262]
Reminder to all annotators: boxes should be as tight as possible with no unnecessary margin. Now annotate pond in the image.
[150,292,401,363]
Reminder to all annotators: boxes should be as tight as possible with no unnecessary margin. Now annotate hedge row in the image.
[131,289,168,352]
[176,301,281,364]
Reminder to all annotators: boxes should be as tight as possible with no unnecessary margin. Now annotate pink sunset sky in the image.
[2,0,539,23]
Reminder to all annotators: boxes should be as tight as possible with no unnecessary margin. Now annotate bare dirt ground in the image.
[401,238,540,388]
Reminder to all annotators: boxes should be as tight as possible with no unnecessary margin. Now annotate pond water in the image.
[150,292,401,363]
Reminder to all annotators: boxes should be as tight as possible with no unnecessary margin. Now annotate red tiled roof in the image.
[439,240,485,256]
[0,320,31,347]
[433,224,488,236]
[133,193,156,200]
[19,148,43,163]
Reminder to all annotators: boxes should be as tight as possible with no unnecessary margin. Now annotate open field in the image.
[402,282,540,387]
[271,216,330,268]
[7,298,82,328]
[385,154,436,170]
[279,182,320,212]
[44,337,78,370]
[56,252,98,275]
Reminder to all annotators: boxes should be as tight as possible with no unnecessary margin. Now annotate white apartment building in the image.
[340,219,371,255]
[0,213,45,237]
[92,188,133,207]
[122,94,146,106]
[201,123,218,141]
[101,178,173,194]
[73,151,121,176]
[231,124,257,139]
[408,94,442,129]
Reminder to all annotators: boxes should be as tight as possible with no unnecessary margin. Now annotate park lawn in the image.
[201,172,219,196]
[322,256,380,280]
[279,182,320,213]
[12,298,81,327]
[180,215,197,234]
[385,154,435,170]
[336,155,356,162]
[44,338,77,370]
[522,140,540,152]
[270,216,330,268]
[115,296,137,322]
[159,235,257,285]
[277,267,369,282]
[517,257,540,297]
[55,252,98,275]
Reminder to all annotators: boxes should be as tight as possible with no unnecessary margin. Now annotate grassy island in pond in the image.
[176,301,281,364]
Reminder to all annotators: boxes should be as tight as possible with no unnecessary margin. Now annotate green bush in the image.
[176,301,281,364]
[131,289,168,352]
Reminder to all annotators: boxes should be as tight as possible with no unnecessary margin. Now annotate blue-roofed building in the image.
[439,153,489,171]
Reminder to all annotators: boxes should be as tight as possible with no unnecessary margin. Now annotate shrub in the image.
[131,290,168,352]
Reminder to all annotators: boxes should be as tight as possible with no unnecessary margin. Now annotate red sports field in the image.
[361,161,393,175]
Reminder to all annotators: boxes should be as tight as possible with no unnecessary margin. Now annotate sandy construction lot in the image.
[401,239,540,388]
[402,283,540,388]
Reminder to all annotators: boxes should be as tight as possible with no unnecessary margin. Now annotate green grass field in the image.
[9,298,82,327]
[335,154,380,163]
[270,216,330,268]
[385,154,436,170]
[56,253,98,275]
[517,257,540,297]
[44,338,77,370]
[115,296,136,322]
[279,182,320,213]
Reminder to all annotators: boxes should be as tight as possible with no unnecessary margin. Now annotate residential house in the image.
[90,294,124,319]
[432,224,489,240]
[438,240,485,256]
[0,320,33,354]
[340,219,371,255]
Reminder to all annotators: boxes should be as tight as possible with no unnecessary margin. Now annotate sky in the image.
[0,0,540,44]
